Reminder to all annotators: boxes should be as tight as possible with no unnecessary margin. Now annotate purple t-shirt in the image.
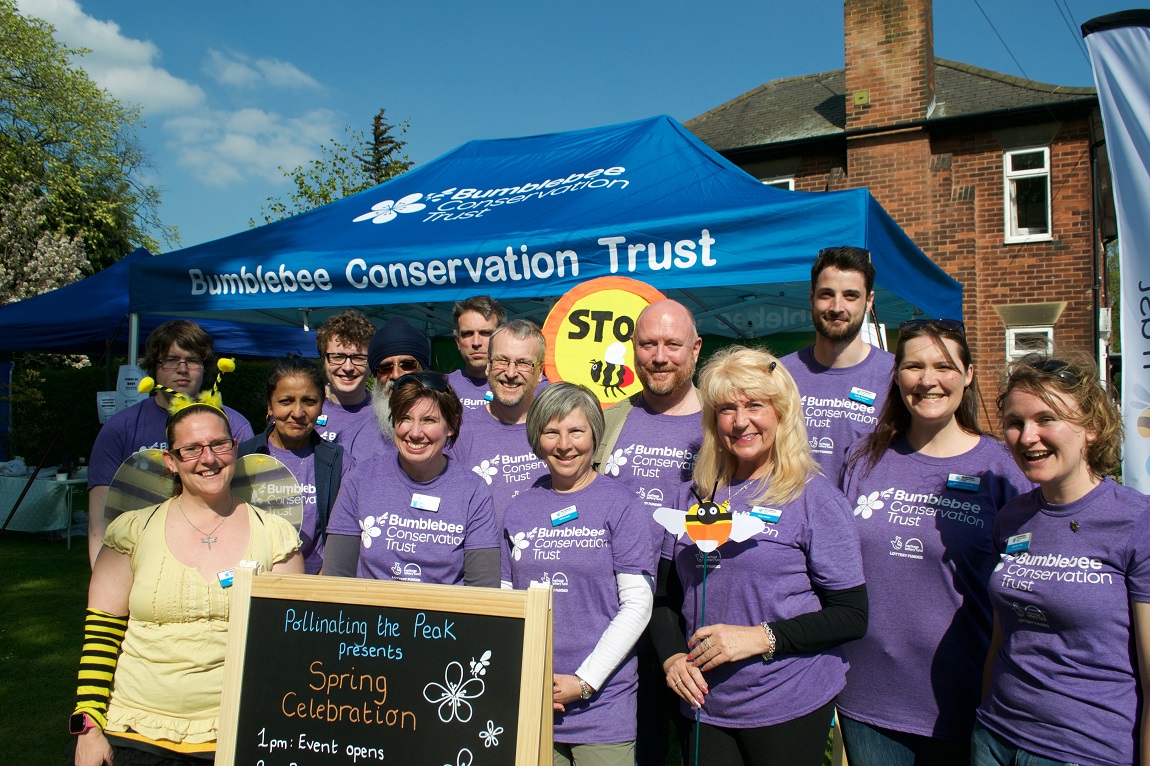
[88,397,254,488]
[327,455,497,585]
[316,391,373,446]
[977,478,1150,766]
[838,436,1031,739]
[451,410,548,529]
[342,418,395,463]
[502,475,657,744]
[661,473,865,727]
[268,443,323,574]
[447,369,492,413]
[601,400,702,515]
[781,346,894,482]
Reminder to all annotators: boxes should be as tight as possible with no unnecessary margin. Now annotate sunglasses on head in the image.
[375,358,420,377]
[393,371,449,393]
[899,318,965,334]
[1027,359,1081,385]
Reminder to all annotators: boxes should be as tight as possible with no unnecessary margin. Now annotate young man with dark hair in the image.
[314,310,376,445]
[447,295,507,412]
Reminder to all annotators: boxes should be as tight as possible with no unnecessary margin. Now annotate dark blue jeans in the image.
[970,722,1080,766]
[837,712,968,766]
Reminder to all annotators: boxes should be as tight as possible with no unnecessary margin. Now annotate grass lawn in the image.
[0,533,89,765]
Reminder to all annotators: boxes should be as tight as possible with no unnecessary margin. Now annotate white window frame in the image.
[760,176,795,191]
[1003,146,1052,244]
[1005,325,1054,365]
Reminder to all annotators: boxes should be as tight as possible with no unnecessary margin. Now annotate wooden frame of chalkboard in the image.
[217,565,553,766]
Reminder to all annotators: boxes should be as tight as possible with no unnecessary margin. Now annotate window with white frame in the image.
[760,177,795,191]
[1003,147,1052,243]
[1006,326,1053,364]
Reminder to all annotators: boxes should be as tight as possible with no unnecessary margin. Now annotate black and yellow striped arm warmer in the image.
[73,609,127,730]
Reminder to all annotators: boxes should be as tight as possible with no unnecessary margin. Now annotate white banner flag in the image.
[1084,11,1150,490]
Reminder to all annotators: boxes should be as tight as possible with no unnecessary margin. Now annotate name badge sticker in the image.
[946,473,981,492]
[551,505,578,526]
[749,506,782,523]
[410,493,441,512]
[1005,532,1032,554]
[316,414,328,426]
[217,568,234,588]
[484,390,494,402]
[848,387,877,407]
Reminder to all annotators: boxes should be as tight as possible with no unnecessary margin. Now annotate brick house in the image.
[686,0,1111,415]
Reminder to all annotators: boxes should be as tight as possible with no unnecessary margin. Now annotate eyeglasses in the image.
[159,357,204,371]
[899,318,965,334]
[490,357,541,374]
[1028,359,1081,384]
[394,371,449,393]
[169,438,235,462]
[326,352,368,368]
[375,358,420,377]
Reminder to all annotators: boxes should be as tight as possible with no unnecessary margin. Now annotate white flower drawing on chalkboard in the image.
[480,719,503,747]
[359,516,382,547]
[444,748,473,766]
[423,659,487,723]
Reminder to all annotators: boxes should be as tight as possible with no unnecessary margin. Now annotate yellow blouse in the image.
[103,499,300,744]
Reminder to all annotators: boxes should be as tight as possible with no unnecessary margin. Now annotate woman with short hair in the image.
[502,382,656,766]
[325,372,499,586]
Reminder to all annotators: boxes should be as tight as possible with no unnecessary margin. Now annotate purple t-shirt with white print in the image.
[601,400,702,515]
[781,345,894,482]
[268,442,346,575]
[838,436,1031,740]
[661,473,865,728]
[315,391,374,446]
[977,478,1150,766]
[327,454,497,585]
[447,369,492,414]
[502,474,657,744]
[452,410,548,529]
[88,397,253,488]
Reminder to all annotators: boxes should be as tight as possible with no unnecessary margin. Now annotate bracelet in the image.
[760,622,776,662]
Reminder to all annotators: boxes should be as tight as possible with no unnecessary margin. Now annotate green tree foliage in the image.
[0,180,88,304]
[253,108,413,225]
[0,0,175,277]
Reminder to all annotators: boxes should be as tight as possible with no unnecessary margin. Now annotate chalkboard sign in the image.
[217,567,552,766]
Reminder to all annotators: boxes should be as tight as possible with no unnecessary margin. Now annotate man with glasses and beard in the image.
[314,310,377,446]
[85,320,254,568]
[342,316,433,460]
[780,246,895,481]
[592,298,703,766]
[451,319,549,528]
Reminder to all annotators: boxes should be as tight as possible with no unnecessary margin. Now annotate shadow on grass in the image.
[0,533,89,765]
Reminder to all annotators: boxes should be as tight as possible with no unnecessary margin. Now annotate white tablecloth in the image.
[0,474,73,533]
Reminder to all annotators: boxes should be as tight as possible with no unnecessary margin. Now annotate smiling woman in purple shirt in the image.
[975,355,1150,766]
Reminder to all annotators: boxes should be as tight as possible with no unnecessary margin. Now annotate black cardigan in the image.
[238,427,344,541]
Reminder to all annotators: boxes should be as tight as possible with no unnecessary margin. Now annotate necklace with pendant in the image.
[177,496,228,550]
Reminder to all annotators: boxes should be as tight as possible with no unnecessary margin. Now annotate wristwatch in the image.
[577,678,594,700]
[68,712,97,735]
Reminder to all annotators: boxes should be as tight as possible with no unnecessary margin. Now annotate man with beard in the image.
[451,319,548,528]
[343,316,432,460]
[314,310,376,445]
[781,245,895,481]
[447,295,506,413]
[593,298,702,766]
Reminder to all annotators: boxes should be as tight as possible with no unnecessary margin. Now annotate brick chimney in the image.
[844,0,935,131]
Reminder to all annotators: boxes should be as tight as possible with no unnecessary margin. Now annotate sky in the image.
[15,0,1131,251]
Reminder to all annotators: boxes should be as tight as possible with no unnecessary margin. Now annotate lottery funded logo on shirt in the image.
[506,523,609,564]
[851,486,986,530]
[802,394,879,453]
[541,276,666,406]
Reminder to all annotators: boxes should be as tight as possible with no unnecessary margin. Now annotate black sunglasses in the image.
[393,371,449,393]
[899,318,965,334]
[1027,359,1081,385]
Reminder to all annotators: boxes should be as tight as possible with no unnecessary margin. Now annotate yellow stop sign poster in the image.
[542,277,666,406]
